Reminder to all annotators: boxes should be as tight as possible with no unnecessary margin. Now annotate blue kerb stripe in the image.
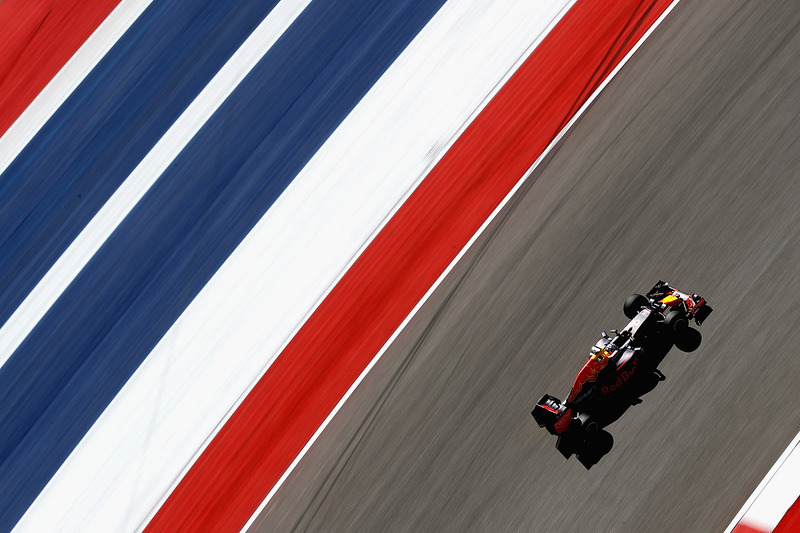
[0,0,446,528]
[0,0,281,328]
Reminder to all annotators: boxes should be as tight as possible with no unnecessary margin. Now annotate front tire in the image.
[624,293,648,319]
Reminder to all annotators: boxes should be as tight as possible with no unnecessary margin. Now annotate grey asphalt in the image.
[250,0,800,531]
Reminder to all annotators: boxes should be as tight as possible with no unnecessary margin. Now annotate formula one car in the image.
[531,281,712,469]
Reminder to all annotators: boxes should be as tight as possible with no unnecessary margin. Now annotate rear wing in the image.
[531,394,572,435]
[647,280,712,325]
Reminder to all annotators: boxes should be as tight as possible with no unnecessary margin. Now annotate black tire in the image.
[624,293,648,319]
[577,429,614,469]
[664,310,688,335]
[595,430,614,456]
[675,327,702,352]
[582,429,614,455]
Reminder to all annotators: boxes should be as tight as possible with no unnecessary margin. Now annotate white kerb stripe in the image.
[0,0,313,370]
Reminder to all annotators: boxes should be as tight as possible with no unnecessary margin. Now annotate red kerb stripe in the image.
[146,0,676,530]
[775,495,800,533]
[0,0,122,136]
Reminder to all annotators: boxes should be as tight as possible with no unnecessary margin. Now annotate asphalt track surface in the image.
[251,1,800,531]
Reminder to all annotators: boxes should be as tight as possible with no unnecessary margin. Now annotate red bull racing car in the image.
[531,281,712,469]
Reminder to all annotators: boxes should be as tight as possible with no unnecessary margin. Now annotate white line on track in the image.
[0,0,154,176]
[725,430,800,532]
[0,0,313,370]
[241,0,686,529]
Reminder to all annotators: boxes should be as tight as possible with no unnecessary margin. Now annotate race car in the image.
[531,281,712,469]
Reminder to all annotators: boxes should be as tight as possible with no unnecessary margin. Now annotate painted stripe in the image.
[0,0,121,136]
[16,3,576,532]
[1,1,446,530]
[0,0,288,353]
[0,0,153,177]
[147,0,680,531]
[0,0,302,369]
[727,430,800,533]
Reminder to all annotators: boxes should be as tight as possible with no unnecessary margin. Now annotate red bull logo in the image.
[601,356,638,395]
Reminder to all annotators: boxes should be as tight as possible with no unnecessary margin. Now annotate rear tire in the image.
[624,293,648,319]
[664,310,688,336]
[577,429,614,469]
[595,430,614,455]
[675,327,702,352]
